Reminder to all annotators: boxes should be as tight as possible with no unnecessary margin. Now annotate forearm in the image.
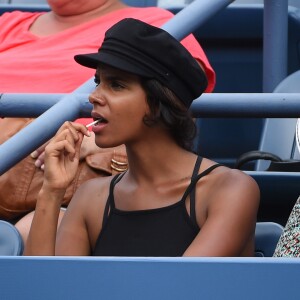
[23,187,65,256]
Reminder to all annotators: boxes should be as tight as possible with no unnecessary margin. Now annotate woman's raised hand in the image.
[42,122,90,191]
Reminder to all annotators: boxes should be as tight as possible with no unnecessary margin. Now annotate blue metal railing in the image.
[263,0,288,92]
[161,0,234,39]
[0,78,95,175]
[2,93,300,118]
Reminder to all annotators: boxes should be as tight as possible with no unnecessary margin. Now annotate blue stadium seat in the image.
[247,171,300,226]
[0,220,23,256]
[234,69,300,171]
[255,222,284,257]
[256,70,300,170]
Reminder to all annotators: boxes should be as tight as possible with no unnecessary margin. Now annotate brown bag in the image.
[0,118,127,221]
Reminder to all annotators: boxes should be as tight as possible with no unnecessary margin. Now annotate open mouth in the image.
[94,117,107,125]
[86,117,107,129]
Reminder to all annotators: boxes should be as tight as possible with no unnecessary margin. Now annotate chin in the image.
[95,140,123,149]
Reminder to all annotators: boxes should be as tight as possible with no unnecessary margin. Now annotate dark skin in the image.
[24,67,260,256]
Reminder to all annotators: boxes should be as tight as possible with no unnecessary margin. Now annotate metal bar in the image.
[2,93,300,118]
[0,78,95,175]
[0,93,92,118]
[263,0,288,92]
[161,0,234,40]
[191,93,300,118]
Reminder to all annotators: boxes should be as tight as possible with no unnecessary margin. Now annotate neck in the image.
[29,1,128,36]
[125,132,196,185]
[51,1,127,25]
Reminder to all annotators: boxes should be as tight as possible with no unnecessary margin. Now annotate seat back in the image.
[256,70,300,170]
[255,222,284,257]
[0,220,23,256]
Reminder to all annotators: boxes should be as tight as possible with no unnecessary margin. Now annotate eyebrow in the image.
[97,66,139,83]
[99,71,132,83]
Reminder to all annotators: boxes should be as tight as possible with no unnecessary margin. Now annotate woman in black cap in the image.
[24,18,259,257]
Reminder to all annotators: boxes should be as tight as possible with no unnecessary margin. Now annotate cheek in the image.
[118,94,149,121]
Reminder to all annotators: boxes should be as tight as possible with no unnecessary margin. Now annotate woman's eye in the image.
[110,81,124,90]
[94,77,100,87]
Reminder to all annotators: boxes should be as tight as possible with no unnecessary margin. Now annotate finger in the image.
[61,121,90,137]
[48,124,88,161]
[35,159,43,168]
[38,151,45,163]
[63,127,83,160]
[68,121,91,137]
[34,151,45,168]
[48,128,78,163]
[31,141,48,158]
[74,133,84,161]
[52,128,76,145]
[46,139,76,160]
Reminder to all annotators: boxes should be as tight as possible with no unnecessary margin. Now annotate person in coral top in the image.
[0,1,215,96]
[0,0,215,243]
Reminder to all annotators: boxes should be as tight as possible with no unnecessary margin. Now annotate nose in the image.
[89,86,105,105]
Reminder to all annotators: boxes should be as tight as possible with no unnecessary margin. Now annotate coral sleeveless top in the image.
[93,157,222,256]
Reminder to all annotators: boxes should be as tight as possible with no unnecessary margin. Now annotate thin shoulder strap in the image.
[102,173,125,227]
[183,163,224,228]
[190,156,203,226]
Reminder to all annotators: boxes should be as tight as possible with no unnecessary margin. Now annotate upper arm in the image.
[184,169,260,257]
[55,184,92,255]
[55,178,110,256]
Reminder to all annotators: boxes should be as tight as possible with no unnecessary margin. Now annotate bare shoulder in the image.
[202,158,259,193]
[188,159,260,256]
[74,175,114,197]
[69,175,115,209]
[199,158,260,212]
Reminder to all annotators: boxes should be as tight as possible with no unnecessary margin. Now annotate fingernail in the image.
[31,151,38,158]
[35,160,42,168]
[41,164,45,171]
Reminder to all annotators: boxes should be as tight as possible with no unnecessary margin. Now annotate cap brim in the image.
[74,52,153,78]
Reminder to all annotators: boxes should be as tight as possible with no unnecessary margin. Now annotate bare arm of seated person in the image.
[55,177,112,255]
[24,121,91,255]
[183,163,260,257]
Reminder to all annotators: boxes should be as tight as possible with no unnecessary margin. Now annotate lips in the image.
[91,111,108,125]
[90,112,108,134]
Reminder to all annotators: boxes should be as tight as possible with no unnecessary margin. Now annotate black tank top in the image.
[92,157,222,257]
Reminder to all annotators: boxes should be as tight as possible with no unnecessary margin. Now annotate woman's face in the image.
[47,0,118,16]
[89,66,150,148]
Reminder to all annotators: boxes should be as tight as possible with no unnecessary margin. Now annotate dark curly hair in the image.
[140,78,196,151]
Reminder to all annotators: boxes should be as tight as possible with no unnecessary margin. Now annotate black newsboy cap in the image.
[74,18,207,108]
